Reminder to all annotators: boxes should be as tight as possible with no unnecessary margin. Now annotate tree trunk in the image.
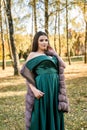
[84,1,87,63]
[33,0,37,33]
[57,0,61,56]
[5,16,13,61]
[32,6,33,36]
[66,0,71,65]
[54,12,57,51]
[3,0,13,61]
[84,21,87,63]
[5,0,19,75]
[0,0,6,70]
[45,0,48,35]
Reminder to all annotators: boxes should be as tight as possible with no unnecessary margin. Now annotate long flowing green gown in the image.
[26,55,64,130]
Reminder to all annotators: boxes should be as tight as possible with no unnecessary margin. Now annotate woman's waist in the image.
[35,68,58,75]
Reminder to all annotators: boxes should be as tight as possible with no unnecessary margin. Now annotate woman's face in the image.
[37,35,49,52]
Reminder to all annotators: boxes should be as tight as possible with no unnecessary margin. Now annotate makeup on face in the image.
[39,39,48,42]
[38,35,49,51]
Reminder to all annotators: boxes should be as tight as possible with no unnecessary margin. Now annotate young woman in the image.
[20,31,69,130]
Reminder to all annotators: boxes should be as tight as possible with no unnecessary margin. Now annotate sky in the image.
[68,6,85,31]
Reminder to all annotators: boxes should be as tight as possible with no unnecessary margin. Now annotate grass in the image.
[0,96,25,130]
[64,55,84,62]
[64,62,87,130]
[65,77,87,130]
[0,59,25,66]
[0,75,26,130]
[0,61,87,130]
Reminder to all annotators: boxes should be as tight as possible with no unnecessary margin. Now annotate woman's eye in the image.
[45,39,48,42]
[39,39,48,42]
[40,39,43,42]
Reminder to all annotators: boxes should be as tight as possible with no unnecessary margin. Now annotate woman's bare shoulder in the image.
[26,52,46,61]
[26,52,36,61]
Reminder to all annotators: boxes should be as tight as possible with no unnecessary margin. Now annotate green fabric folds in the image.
[26,55,64,130]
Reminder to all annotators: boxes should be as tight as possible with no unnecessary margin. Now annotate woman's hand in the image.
[45,45,57,56]
[31,87,45,99]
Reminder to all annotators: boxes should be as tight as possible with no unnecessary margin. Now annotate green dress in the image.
[26,55,64,130]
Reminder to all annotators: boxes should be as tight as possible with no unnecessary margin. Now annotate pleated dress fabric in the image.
[26,55,64,130]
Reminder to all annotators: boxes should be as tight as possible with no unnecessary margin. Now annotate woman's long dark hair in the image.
[32,31,49,52]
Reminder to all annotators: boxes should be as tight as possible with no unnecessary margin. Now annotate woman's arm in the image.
[29,84,45,99]
[45,46,66,68]
[20,62,44,99]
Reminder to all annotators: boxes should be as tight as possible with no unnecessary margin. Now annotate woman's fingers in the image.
[36,90,45,99]
[32,87,45,99]
[38,90,45,97]
[39,91,45,95]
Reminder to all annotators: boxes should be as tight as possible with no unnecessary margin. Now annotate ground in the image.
[0,61,87,130]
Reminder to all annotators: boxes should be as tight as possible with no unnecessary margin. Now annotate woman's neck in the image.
[37,50,45,54]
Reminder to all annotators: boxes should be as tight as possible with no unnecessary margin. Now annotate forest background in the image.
[0,0,87,130]
[0,0,87,75]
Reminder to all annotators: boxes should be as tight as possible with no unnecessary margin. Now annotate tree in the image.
[5,0,19,75]
[3,0,13,61]
[84,0,87,63]
[73,0,87,63]
[29,0,37,34]
[54,11,57,51]
[0,0,6,69]
[57,0,61,56]
[44,0,48,35]
[66,0,71,65]
[33,0,37,33]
